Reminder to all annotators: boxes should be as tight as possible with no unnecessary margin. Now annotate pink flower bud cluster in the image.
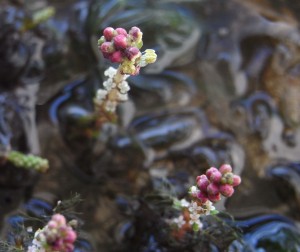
[27,214,77,252]
[195,164,241,203]
[98,26,143,75]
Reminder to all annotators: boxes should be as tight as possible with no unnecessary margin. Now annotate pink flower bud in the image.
[46,233,56,244]
[210,171,222,183]
[197,191,208,203]
[114,34,127,49]
[232,175,241,186]
[206,167,218,180]
[125,46,141,61]
[110,51,123,63]
[197,176,210,192]
[52,214,66,226]
[129,26,142,40]
[47,220,57,229]
[53,238,64,249]
[196,174,207,183]
[102,52,112,59]
[103,27,115,41]
[64,230,77,243]
[219,184,234,197]
[100,42,115,54]
[116,27,127,36]
[219,164,232,174]
[208,193,221,202]
[207,183,219,196]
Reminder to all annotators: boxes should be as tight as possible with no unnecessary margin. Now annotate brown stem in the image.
[113,66,124,84]
[94,66,125,125]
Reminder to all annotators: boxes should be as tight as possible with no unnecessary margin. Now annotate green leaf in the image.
[192,223,199,232]
[210,210,219,215]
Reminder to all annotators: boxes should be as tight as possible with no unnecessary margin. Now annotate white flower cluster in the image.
[169,199,203,231]
[172,215,186,228]
[27,229,45,252]
[180,199,190,208]
[202,200,216,215]
[104,66,117,78]
[95,67,130,112]
[169,197,216,232]
[187,201,203,230]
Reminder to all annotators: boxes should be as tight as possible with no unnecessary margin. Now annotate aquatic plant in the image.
[27,214,77,252]
[1,194,86,252]
[114,164,242,250]
[95,26,157,123]
[169,164,241,237]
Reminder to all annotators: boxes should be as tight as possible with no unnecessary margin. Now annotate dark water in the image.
[1,0,300,251]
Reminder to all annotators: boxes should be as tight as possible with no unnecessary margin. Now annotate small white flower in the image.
[27,229,45,252]
[189,218,203,230]
[118,80,130,93]
[104,67,117,78]
[173,215,186,228]
[189,186,199,197]
[105,100,117,112]
[139,57,147,67]
[189,212,200,224]
[27,245,44,252]
[189,212,203,230]
[203,200,216,215]
[180,199,190,208]
[96,89,108,101]
[103,78,116,91]
[189,201,202,213]
[190,186,198,193]
[117,92,128,101]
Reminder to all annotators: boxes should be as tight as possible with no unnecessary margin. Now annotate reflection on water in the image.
[1,0,300,251]
[230,214,300,252]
